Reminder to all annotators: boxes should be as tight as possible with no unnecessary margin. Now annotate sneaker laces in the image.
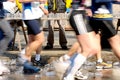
[75,69,88,79]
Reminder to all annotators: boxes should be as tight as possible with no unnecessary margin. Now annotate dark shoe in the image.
[31,56,41,66]
[7,46,19,51]
[32,60,41,66]
[23,61,40,74]
[31,56,49,67]
[61,45,68,50]
[44,44,53,50]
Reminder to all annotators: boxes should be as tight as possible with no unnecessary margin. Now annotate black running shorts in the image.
[24,19,42,35]
[89,20,117,39]
[69,10,93,35]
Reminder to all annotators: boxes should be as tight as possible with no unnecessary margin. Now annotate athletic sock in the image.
[35,54,41,61]
[20,48,25,56]
[66,53,86,77]
[97,58,103,63]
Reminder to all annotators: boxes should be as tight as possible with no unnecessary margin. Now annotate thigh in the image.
[77,31,100,56]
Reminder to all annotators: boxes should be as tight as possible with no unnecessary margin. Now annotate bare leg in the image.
[24,31,44,61]
[28,34,42,61]
[108,35,120,59]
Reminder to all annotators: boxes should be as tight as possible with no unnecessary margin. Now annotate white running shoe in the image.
[59,56,66,62]
[17,56,26,65]
[0,61,10,75]
[52,59,71,80]
[63,75,74,80]
[74,69,88,80]
[59,55,70,62]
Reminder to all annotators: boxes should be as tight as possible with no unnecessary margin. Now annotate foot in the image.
[61,45,68,50]
[52,59,71,80]
[63,75,75,80]
[23,61,40,74]
[17,56,27,66]
[0,61,10,75]
[74,69,88,79]
[96,62,112,69]
[31,56,41,66]
[33,60,41,66]
[44,44,53,50]
[59,55,70,62]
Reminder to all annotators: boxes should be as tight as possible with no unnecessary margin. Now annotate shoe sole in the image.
[96,66,104,69]
[74,75,88,80]
[96,65,113,69]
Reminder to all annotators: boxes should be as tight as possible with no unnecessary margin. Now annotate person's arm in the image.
[116,0,120,1]
[113,0,120,4]
[83,0,91,8]
[19,0,33,3]
[39,3,48,15]
[85,9,92,17]
[7,0,15,2]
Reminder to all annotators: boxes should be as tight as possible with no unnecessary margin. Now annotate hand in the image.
[39,3,48,15]
[116,0,120,2]
[86,9,92,17]
[39,0,46,3]
[66,8,70,13]
[39,3,44,8]
[7,0,14,2]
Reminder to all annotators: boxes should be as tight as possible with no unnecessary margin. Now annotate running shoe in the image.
[53,59,71,73]
[52,59,71,80]
[96,62,112,69]
[31,56,41,66]
[17,56,27,66]
[63,75,75,80]
[0,61,10,75]
[44,44,53,50]
[32,60,41,66]
[59,55,67,62]
[23,61,40,74]
[74,69,88,79]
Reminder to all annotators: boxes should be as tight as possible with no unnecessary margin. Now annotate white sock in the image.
[19,48,25,57]
[35,54,41,61]
[21,48,25,54]
[66,54,86,77]
[97,58,103,63]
